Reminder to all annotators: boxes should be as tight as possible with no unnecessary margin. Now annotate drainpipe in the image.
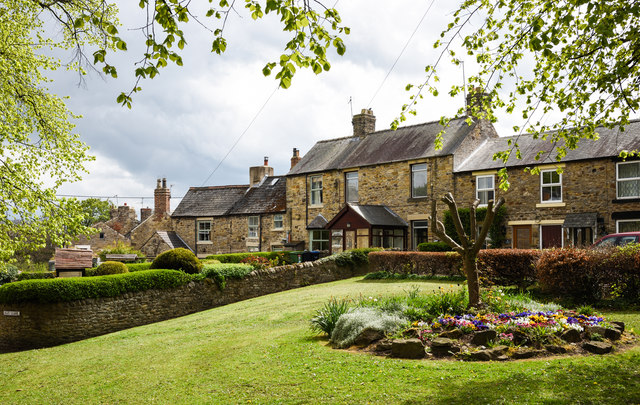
[259,214,263,252]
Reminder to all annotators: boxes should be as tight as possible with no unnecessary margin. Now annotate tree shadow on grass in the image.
[402,352,640,404]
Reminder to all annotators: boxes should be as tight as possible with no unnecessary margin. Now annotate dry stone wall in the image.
[0,260,368,353]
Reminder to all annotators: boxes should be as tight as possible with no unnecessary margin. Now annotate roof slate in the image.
[157,231,191,250]
[288,117,476,175]
[347,204,408,227]
[456,120,640,172]
[171,185,248,217]
[228,176,286,215]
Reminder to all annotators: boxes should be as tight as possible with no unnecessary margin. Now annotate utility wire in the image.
[199,0,341,187]
[56,194,182,199]
[366,0,436,109]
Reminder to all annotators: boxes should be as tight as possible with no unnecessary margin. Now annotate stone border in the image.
[0,260,368,353]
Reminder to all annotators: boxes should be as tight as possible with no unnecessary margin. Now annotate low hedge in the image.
[368,251,462,276]
[16,271,56,281]
[126,262,152,272]
[537,245,640,303]
[201,263,254,289]
[477,249,541,288]
[0,270,193,304]
[204,252,289,264]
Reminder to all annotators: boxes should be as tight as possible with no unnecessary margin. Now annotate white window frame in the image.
[197,220,211,242]
[476,175,495,206]
[310,175,323,206]
[411,163,428,198]
[345,172,359,203]
[616,219,640,233]
[616,161,640,199]
[309,230,330,251]
[273,214,284,230]
[248,216,259,238]
[540,169,562,203]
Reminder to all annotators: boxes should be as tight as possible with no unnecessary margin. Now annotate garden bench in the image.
[105,254,139,263]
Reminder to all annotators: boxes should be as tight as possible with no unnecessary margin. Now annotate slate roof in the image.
[348,204,409,227]
[456,120,640,172]
[307,214,328,229]
[562,213,598,228]
[171,185,248,217]
[172,176,286,218]
[157,231,191,250]
[288,117,477,175]
[228,176,286,215]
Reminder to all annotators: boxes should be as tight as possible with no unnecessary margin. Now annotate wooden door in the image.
[513,225,531,249]
[345,230,355,250]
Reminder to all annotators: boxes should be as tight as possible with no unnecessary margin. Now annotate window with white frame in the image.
[310,175,323,205]
[248,216,259,238]
[617,161,640,199]
[617,219,640,233]
[309,230,330,251]
[198,220,211,242]
[541,170,562,202]
[345,172,359,202]
[476,175,494,205]
[411,163,428,198]
[273,214,284,230]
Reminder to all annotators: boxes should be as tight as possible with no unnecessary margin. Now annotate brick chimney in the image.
[140,207,152,222]
[466,87,491,118]
[249,157,274,187]
[290,148,301,169]
[352,108,376,139]
[154,177,171,219]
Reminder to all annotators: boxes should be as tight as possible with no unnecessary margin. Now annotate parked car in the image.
[591,232,640,248]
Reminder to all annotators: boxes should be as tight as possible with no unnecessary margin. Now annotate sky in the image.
[50,0,521,217]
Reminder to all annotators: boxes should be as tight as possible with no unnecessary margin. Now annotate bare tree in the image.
[429,193,505,308]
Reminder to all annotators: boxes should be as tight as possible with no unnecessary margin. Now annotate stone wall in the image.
[0,260,369,353]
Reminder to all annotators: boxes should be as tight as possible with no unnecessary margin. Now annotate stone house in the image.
[286,106,500,253]
[168,159,288,257]
[74,203,140,251]
[453,120,640,248]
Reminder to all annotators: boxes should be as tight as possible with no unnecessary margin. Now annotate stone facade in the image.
[0,260,369,353]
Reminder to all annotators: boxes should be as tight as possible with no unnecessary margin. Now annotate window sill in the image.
[309,204,324,208]
[613,198,640,203]
[197,241,213,245]
[535,202,566,208]
[408,196,428,202]
[272,228,284,232]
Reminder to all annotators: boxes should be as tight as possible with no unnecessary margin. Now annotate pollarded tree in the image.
[1,0,347,259]
[429,193,505,308]
[395,0,640,185]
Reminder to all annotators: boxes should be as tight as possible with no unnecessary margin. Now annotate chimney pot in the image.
[264,156,269,166]
[162,178,167,188]
[156,178,161,189]
[290,148,302,170]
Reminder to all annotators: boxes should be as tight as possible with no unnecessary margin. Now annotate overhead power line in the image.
[366,0,436,109]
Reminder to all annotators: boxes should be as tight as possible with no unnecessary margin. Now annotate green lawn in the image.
[1,277,639,404]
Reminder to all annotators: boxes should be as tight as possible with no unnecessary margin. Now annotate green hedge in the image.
[204,252,290,264]
[201,263,254,289]
[16,271,55,281]
[417,242,453,252]
[126,262,152,272]
[0,270,192,304]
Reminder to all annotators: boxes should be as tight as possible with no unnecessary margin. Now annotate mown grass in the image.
[0,278,639,404]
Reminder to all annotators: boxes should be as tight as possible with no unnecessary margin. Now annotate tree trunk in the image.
[463,253,481,308]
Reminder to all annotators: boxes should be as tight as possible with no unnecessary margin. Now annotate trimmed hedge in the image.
[201,263,254,289]
[368,251,462,276]
[333,248,380,268]
[91,261,129,276]
[0,270,193,304]
[417,242,453,252]
[16,271,55,281]
[369,249,541,285]
[204,252,289,264]
[151,248,202,274]
[477,249,541,288]
[126,262,152,272]
[537,245,640,303]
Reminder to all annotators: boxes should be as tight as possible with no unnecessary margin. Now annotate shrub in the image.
[0,264,19,285]
[331,248,381,268]
[536,248,600,302]
[126,262,152,272]
[204,252,289,265]
[0,270,192,304]
[151,248,202,274]
[330,307,406,348]
[201,263,254,289]
[16,271,55,281]
[363,271,465,282]
[240,255,271,270]
[310,297,351,338]
[90,261,129,276]
[368,251,462,276]
[98,241,145,262]
[417,242,453,252]
[477,249,541,288]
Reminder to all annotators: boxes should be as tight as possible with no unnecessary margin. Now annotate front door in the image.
[541,225,562,249]
[513,225,531,249]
